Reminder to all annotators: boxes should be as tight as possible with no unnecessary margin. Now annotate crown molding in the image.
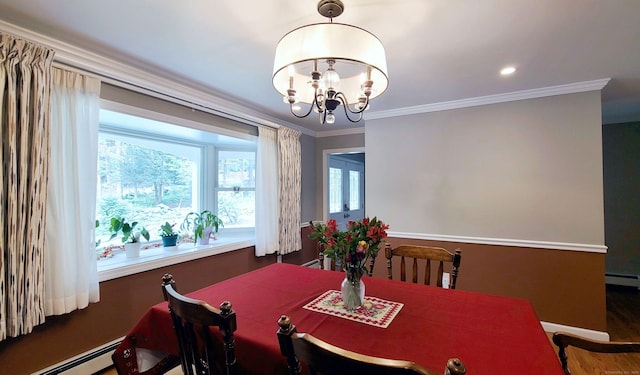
[0,20,316,136]
[1,20,612,137]
[366,78,612,120]
[315,126,365,138]
[602,112,640,125]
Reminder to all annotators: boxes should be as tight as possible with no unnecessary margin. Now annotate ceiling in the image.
[1,0,639,134]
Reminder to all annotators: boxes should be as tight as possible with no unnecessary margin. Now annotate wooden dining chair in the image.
[161,274,238,375]
[277,315,466,375]
[318,244,342,271]
[318,243,377,276]
[552,331,640,375]
[385,244,462,289]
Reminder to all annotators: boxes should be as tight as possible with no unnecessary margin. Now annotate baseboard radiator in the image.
[606,273,640,289]
[302,259,320,268]
[32,337,122,375]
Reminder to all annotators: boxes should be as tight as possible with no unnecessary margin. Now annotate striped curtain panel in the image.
[0,32,55,340]
[277,127,301,254]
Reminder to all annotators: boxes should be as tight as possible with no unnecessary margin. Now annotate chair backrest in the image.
[318,244,342,271]
[552,331,640,375]
[277,315,466,375]
[318,243,377,276]
[385,244,462,289]
[161,274,237,375]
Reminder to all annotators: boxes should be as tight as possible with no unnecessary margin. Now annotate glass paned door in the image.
[328,156,364,230]
[329,167,343,214]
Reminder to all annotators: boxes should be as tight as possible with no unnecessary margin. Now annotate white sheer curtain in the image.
[278,127,302,254]
[255,126,279,256]
[44,67,101,315]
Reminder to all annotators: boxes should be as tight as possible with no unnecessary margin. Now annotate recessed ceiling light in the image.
[500,66,517,76]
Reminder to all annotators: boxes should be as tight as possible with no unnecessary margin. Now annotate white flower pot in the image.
[125,242,141,258]
[197,227,214,245]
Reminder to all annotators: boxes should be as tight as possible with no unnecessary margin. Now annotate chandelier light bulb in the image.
[324,65,340,90]
[359,72,367,84]
[326,112,336,124]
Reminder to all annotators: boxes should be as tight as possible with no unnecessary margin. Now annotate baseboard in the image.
[302,259,320,268]
[605,273,640,289]
[32,337,123,375]
[541,321,610,341]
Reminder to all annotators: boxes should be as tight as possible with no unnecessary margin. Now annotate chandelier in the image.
[272,0,388,125]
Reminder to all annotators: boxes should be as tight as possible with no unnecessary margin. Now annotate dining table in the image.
[112,262,565,374]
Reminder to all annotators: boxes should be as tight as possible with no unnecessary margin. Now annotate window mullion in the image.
[204,144,217,212]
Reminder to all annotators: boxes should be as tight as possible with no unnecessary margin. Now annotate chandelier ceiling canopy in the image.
[272,0,389,125]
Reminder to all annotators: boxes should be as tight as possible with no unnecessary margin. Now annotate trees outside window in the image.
[96,134,199,245]
[95,109,256,259]
[217,150,256,227]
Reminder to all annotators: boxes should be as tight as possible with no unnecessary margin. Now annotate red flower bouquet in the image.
[309,217,389,281]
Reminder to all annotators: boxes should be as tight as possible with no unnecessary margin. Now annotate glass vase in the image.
[341,276,365,311]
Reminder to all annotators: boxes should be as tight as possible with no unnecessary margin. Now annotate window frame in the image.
[215,147,257,229]
[96,100,257,280]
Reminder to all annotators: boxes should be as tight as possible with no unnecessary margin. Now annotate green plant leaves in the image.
[181,210,224,244]
[108,216,149,243]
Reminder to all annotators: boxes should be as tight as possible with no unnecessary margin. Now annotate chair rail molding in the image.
[388,231,607,253]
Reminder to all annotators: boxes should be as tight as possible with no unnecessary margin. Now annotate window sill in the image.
[98,232,255,282]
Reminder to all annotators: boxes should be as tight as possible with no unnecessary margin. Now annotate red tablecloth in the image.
[113,263,564,374]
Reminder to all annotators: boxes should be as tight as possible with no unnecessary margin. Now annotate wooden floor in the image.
[545,284,640,375]
[100,285,640,375]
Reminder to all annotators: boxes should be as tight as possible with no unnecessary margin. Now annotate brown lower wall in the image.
[372,237,607,333]
[282,225,318,266]
[0,229,605,374]
[0,230,318,375]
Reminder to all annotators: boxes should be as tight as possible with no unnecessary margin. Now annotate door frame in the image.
[322,147,365,220]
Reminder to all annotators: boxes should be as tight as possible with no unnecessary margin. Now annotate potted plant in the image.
[159,221,179,247]
[109,216,150,258]
[181,209,224,245]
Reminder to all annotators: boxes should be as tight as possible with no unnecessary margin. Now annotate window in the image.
[95,107,256,274]
[349,170,360,211]
[217,150,256,227]
[329,167,342,214]
[95,132,201,244]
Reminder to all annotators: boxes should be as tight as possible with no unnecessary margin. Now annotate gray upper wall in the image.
[603,122,640,275]
[300,133,316,223]
[313,133,366,219]
[101,83,258,137]
[365,91,605,246]
[103,80,612,250]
